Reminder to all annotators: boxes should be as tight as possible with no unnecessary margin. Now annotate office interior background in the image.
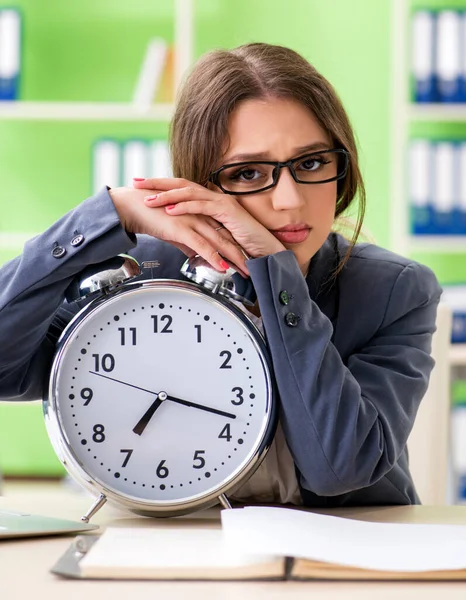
[2,0,466,502]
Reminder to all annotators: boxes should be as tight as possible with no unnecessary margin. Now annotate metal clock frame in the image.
[44,278,278,522]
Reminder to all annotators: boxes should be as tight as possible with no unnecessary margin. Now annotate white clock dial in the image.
[48,282,274,510]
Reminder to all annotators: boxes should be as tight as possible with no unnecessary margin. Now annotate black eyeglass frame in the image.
[208,148,350,195]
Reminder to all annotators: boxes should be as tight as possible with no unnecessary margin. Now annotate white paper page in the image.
[221,506,466,572]
[79,527,277,571]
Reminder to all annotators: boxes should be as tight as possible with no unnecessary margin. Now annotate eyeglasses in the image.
[208,148,350,195]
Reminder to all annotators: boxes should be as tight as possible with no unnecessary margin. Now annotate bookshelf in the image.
[0,0,194,478]
[0,101,175,121]
[0,0,193,257]
[390,0,466,504]
[390,0,466,255]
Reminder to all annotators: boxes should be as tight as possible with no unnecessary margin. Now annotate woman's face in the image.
[219,97,338,274]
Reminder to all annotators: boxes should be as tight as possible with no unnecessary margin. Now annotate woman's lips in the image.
[271,228,311,244]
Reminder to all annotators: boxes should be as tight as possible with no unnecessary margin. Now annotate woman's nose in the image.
[270,167,306,211]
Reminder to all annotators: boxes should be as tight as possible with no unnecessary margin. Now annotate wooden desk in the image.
[2,480,466,600]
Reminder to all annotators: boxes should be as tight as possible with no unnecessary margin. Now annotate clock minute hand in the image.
[166,395,236,419]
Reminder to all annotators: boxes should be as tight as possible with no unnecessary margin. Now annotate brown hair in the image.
[170,42,366,271]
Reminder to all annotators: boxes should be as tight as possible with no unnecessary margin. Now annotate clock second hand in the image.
[88,372,237,434]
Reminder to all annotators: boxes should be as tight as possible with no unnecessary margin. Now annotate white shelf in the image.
[408,236,466,253]
[410,104,466,122]
[0,101,175,121]
[449,345,466,366]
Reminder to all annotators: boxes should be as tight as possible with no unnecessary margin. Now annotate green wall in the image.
[0,0,462,475]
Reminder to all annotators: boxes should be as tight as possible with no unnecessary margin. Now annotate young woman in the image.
[0,43,441,507]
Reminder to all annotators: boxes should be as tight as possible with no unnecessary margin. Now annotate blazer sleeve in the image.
[0,187,136,400]
[247,249,442,497]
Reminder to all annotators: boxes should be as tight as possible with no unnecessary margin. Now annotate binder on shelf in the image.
[451,379,466,504]
[411,11,436,103]
[149,140,172,178]
[409,139,432,235]
[436,10,462,103]
[92,140,121,195]
[432,141,456,234]
[122,140,149,186]
[0,9,21,101]
[132,38,168,109]
[457,142,466,233]
[461,12,466,102]
[440,285,466,343]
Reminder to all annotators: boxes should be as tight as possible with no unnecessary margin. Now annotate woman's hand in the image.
[132,177,286,259]
[108,186,251,276]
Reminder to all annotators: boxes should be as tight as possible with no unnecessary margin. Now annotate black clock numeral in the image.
[80,387,93,406]
[156,459,169,478]
[92,353,115,373]
[120,449,133,467]
[118,327,137,346]
[194,324,202,343]
[218,423,232,442]
[92,424,106,443]
[193,450,206,469]
[231,386,244,406]
[219,350,232,369]
[152,314,173,333]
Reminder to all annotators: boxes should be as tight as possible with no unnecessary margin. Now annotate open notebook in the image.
[52,505,466,581]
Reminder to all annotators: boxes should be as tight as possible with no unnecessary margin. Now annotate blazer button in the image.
[285,312,299,327]
[51,245,66,259]
[279,290,290,305]
[70,233,85,247]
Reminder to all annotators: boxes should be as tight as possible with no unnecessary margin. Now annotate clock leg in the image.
[81,493,107,523]
[217,493,232,510]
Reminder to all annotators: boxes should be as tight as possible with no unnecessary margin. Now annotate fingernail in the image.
[133,177,145,182]
[165,204,176,210]
[144,194,159,201]
[219,259,230,270]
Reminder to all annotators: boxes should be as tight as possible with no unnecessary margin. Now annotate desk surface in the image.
[2,480,466,599]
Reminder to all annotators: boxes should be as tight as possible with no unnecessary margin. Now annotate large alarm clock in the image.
[44,254,277,522]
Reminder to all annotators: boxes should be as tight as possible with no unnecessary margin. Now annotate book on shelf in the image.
[52,505,466,581]
[132,38,172,108]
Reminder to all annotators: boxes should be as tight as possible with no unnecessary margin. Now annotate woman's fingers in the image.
[143,185,215,208]
[133,177,202,192]
[174,222,249,277]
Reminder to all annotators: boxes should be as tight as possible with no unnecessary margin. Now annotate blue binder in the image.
[412,11,436,102]
[0,9,21,101]
[436,10,462,103]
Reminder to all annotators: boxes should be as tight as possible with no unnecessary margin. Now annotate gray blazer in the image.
[0,187,442,507]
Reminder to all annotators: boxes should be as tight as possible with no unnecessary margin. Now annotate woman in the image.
[0,43,441,507]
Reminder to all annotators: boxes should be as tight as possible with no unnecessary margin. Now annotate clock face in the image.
[47,281,274,511]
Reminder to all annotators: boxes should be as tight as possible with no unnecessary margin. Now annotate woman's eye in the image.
[230,167,263,181]
[301,158,322,171]
[238,169,258,180]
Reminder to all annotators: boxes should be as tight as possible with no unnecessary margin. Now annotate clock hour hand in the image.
[132,394,164,436]
[165,395,236,419]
